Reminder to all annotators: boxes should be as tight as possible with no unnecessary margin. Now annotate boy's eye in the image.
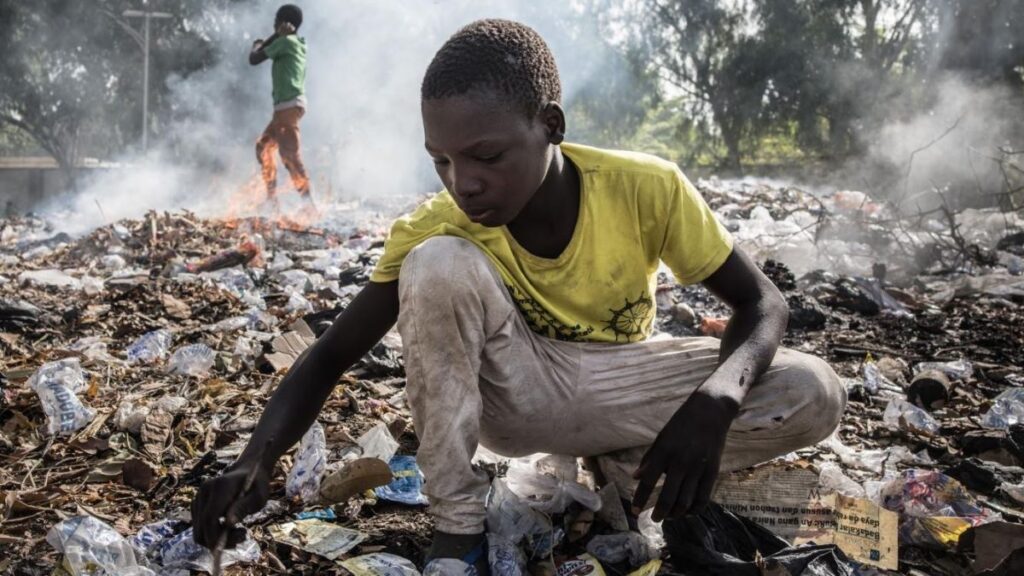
[476,152,503,164]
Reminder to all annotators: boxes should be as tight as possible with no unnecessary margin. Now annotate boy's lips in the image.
[464,207,495,222]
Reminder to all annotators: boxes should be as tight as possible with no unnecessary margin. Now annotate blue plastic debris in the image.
[374,455,429,506]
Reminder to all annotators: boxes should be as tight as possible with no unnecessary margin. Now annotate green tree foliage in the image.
[0,1,218,187]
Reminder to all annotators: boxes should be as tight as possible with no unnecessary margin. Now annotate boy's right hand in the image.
[191,462,271,549]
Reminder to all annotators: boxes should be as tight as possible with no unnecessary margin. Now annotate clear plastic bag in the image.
[28,358,95,435]
[488,533,527,576]
[913,359,973,381]
[817,461,867,499]
[981,388,1024,429]
[167,343,216,377]
[357,422,399,463]
[126,329,173,364]
[286,421,327,503]
[158,527,259,572]
[585,532,658,567]
[882,398,941,435]
[47,515,154,576]
[505,455,601,514]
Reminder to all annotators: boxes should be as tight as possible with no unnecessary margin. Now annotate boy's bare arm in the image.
[192,280,400,549]
[632,247,788,521]
[248,33,278,65]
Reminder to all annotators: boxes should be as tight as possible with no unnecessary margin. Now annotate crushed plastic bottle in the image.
[375,456,429,506]
[981,388,1024,430]
[28,358,95,435]
[46,515,154,576]
[167,343,216,377]
[913,359,973,381]
[126,329,173,364]
[287,421,327,503]
[585,532,658,567]
[883,398,941,436]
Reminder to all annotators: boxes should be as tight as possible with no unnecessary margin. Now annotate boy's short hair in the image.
[422,19,562,118]
[275,4,303,30]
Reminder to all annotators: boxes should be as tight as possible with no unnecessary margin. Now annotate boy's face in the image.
[422,92,554,228]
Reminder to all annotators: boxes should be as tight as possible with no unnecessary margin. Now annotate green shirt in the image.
[264,35,306,105]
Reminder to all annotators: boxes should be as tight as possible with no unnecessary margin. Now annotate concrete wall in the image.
[0,158,113,216]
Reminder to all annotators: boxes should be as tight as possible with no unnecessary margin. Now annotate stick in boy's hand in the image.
[210,458,263,576]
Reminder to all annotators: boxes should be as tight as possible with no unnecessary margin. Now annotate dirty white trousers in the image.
[396,237,846,534]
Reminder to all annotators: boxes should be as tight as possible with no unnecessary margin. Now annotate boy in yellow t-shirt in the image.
[193,19,845,573]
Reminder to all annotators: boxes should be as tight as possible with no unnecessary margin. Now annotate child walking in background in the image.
[249,4,315,215]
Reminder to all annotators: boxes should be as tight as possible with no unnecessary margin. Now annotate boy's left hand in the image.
[631,389,738,521]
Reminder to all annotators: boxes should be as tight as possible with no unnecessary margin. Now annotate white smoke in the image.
[45,0,620,235]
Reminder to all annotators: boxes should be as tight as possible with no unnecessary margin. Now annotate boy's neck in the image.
[506,146,581,257]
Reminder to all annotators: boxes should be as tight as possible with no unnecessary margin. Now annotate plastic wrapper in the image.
[375,455,429,505]
[357,422,400,463]
[46,515,154,576]
[339,553,421,575]
[488,533,527,576]
[505,455,601,514]
[286,421,327,503]
[585,532,658,567]
[126,329,173,364]
[114,399,151,434]
[913,359,973,381]
[158,527,259,572]
[423,558,478,576]
[981,388,1024,430]
[129,518,184,561]
[268,519,365,560]
[28,358,95,435]
[882,398,941,435]
[167,343,216,377]
[877,469,999,547]
[556,554,606,576]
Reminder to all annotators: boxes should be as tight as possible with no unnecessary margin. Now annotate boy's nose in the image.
[451,172,484,199]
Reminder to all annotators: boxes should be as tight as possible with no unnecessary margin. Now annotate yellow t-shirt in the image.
[370,143,733,343]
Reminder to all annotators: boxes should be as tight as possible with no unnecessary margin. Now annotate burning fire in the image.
[221,173,325,236]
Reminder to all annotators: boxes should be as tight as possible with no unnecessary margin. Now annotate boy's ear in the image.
[539,102,566,145]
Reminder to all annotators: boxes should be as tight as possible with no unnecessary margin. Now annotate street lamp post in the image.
[122,9,173,153]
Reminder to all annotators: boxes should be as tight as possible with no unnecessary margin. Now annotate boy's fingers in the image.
[690,468,718,514]
[671,470,701,518]
[652,467,684,522]
[631,460,663,514]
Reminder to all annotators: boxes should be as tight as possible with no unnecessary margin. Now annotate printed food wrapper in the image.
[556,554,606,576]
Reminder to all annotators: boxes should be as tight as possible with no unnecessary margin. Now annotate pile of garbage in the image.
[0,177,1022,575]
